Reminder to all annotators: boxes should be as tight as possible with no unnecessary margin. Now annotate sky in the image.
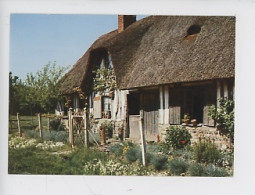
[10,14,145,80]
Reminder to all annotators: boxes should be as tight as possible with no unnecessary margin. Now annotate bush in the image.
[125,147,139,162]
[188,163,207,176]
[137,151,153,165]
[100,121,113,139]
[109,143,124,156]
[204,165,230,177]
[193,140,221,164]
[164,126,191,150]
[147,143,162,153]
[208,98,234,141]
[151,155,168,171]
[171,147,193,160]
[168,158,189,175]
[217,150,234,168]
[24,130,40,138]
[188,163,230,177]
[49,119,66,131]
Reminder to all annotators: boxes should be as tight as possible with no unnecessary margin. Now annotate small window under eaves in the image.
[187,25,201,36]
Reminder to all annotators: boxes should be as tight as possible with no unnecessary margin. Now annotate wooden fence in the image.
[9,110,100,148]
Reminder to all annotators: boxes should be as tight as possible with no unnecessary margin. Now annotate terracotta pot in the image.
[184,119,190,125]
[191,119,197,127]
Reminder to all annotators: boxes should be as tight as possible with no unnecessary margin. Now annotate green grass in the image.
[8,145,109,175]
[8,132,233,176]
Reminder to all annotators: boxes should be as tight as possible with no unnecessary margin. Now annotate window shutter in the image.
[93,96,102,118]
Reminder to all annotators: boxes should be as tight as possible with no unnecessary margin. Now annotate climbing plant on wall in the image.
[208,98,234,142]
[92,67,116,94]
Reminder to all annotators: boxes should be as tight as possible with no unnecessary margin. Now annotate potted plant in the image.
[182,113,190,125]
[191,119,197,127]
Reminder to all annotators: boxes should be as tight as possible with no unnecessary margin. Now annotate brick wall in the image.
[118,15,136,33]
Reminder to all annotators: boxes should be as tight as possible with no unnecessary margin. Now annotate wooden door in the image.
[142,91,159,141]
[203,85,216,126]
[169,88,181,124]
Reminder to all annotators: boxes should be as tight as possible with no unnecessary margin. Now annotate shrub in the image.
[188,163,230,177]
[168,158,189,175]
[217,150,234,168]
[164,126,191,150]
[188,163,207,176]
[24,130,40,139]
[100,121,113,139]
[204,165,230,177]
[109,143,124,156]
[147,143,162,153]
[171,147,193,160]
[50,119,66,131]
[38,131,68,143]
[125,147,139,162]
[208,98,234,142]
[151,155,168,171]
[137,151,153,165]
[193,140,221,164]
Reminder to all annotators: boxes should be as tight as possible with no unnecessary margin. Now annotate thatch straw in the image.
[59,16,235,94]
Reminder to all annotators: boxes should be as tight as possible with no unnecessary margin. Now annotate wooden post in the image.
[84,108,89,148]
[47,112,50,132]
[139,110,147,166]
[216,80,221,108]
[164,86,169,124]
[159,86,164,124]
[68,108,74,148]
[38,113,42,138]
[17,113,21,137]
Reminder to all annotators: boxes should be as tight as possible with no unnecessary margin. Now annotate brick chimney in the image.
[118,15,136,33]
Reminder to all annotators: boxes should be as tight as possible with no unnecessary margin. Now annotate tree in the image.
[9,72,19,114]
[10,62,69,115]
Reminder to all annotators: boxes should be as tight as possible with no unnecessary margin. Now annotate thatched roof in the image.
[58,30,118,95]
[59,16,235,94]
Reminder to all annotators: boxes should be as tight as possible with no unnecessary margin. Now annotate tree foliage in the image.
[9,62,69,115]
[208,98,234,142]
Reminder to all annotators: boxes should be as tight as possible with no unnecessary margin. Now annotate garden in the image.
[8,118,234,176]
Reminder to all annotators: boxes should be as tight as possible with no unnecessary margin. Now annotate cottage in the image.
[58,15,235,142]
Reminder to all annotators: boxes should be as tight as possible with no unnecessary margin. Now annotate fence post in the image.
[139,110,146,166]
[48,112,50,132]
[84,108,89,148]
[17,112,21,137]
[38,113,42,138]
[68,108,74,148]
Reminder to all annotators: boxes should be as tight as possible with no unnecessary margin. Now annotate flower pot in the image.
[191,119,197,127]
[184,119,190,126]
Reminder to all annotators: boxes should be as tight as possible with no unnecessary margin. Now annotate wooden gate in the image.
[142,91,159,141]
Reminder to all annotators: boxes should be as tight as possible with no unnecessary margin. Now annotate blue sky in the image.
[10,14,145,80]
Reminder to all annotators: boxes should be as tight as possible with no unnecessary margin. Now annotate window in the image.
[187,25,201,35]
[102,96,111,118]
